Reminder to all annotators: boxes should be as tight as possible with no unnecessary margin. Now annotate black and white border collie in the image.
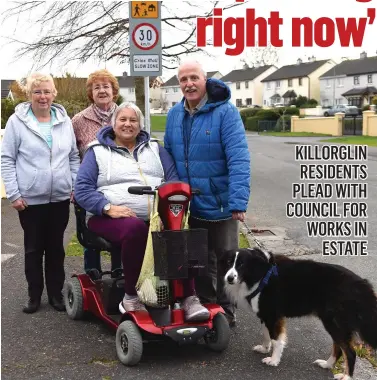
[219,248,377,380]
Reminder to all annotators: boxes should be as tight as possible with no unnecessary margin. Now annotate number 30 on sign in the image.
[132,23,159,50]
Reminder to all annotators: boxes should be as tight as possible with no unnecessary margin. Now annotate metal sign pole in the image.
[144,76,151,135]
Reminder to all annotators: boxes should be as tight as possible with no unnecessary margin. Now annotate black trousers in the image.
[189,217,239,318]
[18,200,70,300]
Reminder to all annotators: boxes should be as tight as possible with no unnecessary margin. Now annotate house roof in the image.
[261,60,329,82]
[161,70,221,87]
[341,86,377,97]
[220,65,273,83]
[1,79,15,99]
[207,71,221,77]
[162,75,179,87]
[320,56,377,78]
[282,90,297,98]
[116,75,158,88]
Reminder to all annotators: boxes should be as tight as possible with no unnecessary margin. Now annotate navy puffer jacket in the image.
[164,78,251,220]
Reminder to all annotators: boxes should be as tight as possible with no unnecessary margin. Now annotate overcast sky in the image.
[0,0,376,82]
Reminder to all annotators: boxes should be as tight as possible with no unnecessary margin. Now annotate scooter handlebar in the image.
[128,186,155,195]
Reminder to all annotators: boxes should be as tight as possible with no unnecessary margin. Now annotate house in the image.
[261,58,335,106]
[1,80,15,100]
[319,52,377,107]
[220,64,276,107]
[117,72,163,109]
[160,71,222,110]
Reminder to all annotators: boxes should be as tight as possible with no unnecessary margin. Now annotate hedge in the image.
[239,108,260,125]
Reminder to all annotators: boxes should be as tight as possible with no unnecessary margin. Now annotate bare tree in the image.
[240,43,279,68]
[2,1,247,113]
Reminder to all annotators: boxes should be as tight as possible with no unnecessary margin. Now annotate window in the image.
[165,88,169,93]
[336,98,343,105]
[128,88,135,93]
[236,82,240,90]
[368,74,373,83]
[174,87,179,92]
[246,98,252,105]
[337,78,344,87]
[354,76,360,85]
[276,81,280,88]
[326,80,331,88]
[288,79,293,87]
[236,99,242,107]
[299,78,303,86]
[245,81,249,89]
[267,82,271,89]
[264,100,267,105]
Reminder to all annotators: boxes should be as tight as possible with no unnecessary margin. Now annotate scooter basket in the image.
[152,228,208,280]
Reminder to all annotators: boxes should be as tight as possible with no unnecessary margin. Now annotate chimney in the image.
[311,55,316,61]
[360,51,367,59]
[243,63,249,70]
[297,58,302,65]
[123,71,128,76]
[254,61,260,68]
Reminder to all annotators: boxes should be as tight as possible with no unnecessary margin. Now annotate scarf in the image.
[92,103,117,126]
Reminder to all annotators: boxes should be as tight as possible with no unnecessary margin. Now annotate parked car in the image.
[273,103,285,108]
[246,104,261,109]
[323,105,359,117]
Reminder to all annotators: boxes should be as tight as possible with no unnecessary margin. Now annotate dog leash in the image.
[242,220,268,251]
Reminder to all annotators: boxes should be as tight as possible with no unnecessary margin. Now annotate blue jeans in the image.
[84,247,122,273]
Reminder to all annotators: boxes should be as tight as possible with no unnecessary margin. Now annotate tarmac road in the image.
[1,133,376,380]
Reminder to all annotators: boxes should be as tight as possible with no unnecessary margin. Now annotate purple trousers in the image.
[88,216,195,297]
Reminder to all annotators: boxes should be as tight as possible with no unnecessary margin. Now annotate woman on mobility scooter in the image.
[74,101,210,322]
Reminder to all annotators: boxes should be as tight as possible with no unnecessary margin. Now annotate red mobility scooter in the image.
[64,181,230,366]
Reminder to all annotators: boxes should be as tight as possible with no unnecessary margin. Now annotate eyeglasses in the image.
[32,90,53,96]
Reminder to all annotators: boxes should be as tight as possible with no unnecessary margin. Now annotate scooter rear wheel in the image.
[204,312,230,352]
[65,277,84,320]
[116,320,143,366]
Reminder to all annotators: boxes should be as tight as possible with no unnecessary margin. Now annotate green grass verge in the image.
[258,132,332,137]
[320,136,377,147]
[66,231,250,257]
[66,234,110,260]
[151,115,167,132]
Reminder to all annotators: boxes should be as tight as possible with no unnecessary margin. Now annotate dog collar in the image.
[245,264,278,303]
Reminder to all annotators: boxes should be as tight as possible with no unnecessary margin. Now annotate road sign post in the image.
[129,1,162,135]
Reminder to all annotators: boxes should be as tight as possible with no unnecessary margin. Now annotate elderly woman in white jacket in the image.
[1,73,80,314]
[74,102,210,322]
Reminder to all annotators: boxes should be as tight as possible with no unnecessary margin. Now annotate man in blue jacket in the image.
[164,60,251,326]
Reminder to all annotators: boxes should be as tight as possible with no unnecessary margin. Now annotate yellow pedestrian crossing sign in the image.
[131,1,159,18]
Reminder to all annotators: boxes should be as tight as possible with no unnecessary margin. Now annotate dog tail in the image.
[357,281,377,349]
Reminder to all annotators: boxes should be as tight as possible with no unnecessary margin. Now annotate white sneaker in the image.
[119,296,147,313]
[182,296,210,321]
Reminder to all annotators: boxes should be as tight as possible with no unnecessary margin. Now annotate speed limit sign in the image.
[132,23,159,50]
[129,1,161,76]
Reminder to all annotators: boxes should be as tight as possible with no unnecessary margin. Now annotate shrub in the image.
[239,108,260,125]
[362,105,371,111]
[372,96,377,105]
[245,116,262,131]
[255,109,280,120]
[1,98,24,128]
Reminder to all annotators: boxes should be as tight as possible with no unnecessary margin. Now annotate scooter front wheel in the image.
[204,312,230,352]
[116,320,143,366]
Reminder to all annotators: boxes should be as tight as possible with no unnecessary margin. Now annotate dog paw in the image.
[262,356,280,366]
[253,345,271,354]
[314,359,332,369]
[333,374,351,380]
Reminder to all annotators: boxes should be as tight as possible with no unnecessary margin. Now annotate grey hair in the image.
[178,60,207,79]
[111,101,145,130]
